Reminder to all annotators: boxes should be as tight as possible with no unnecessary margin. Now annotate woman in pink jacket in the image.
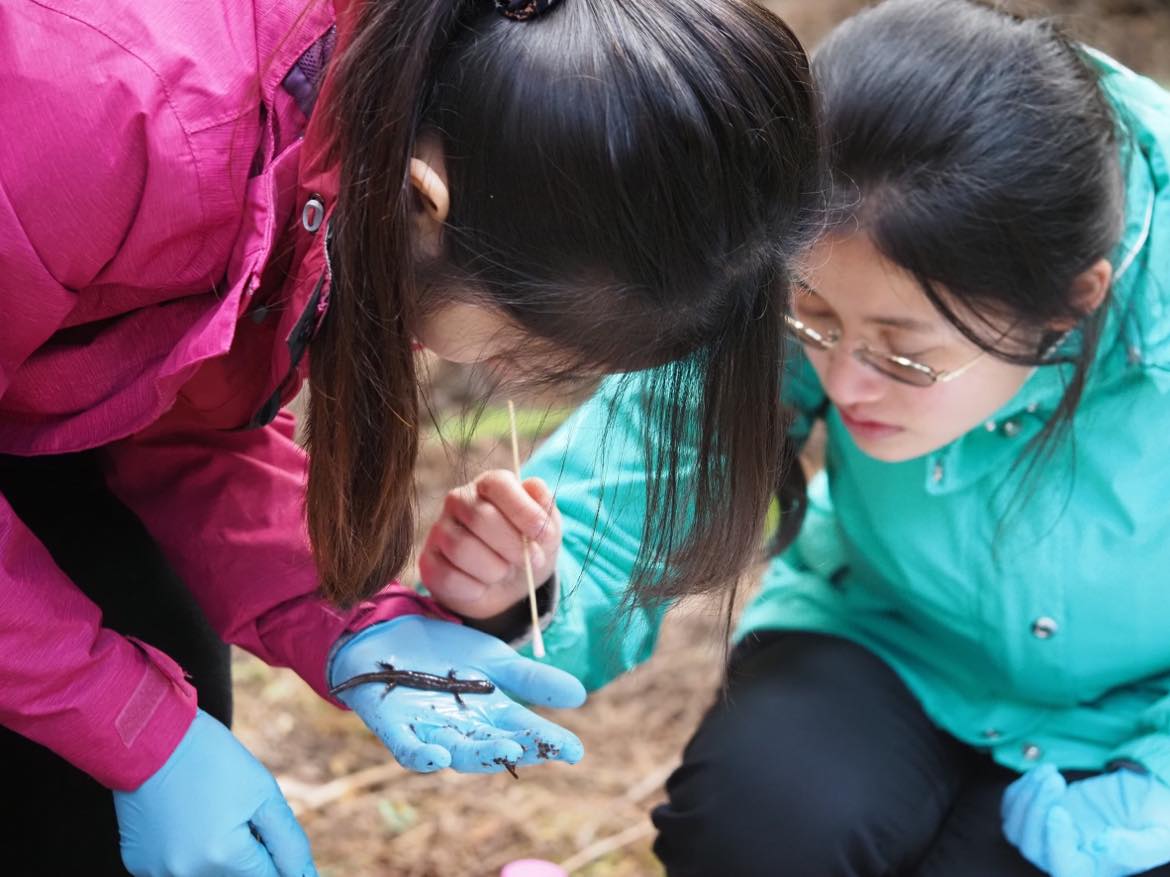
[0,0,821,873]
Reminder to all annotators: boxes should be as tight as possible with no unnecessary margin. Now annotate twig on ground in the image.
[623,761,680,803]
[558,821,657,874]
[277,763,401,814]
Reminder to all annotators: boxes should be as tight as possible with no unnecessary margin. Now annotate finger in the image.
[522,476,554,508]
[480,651,587,709]
[522,478,562,546]
[430,517,513,584]
[1046,806,1096,877]
[1002,765,1055,826]
[212,823,282,877]
[250,794,320,877]
[1003,765,1063,847]
[448,492,536,568]
[1018,768,1068,861]
[418,548,493,606]
[492,703,585,766]
[418,724,525,774]
[372,719,452,773]
[1094,825,1170,872]
[476,470,553,541]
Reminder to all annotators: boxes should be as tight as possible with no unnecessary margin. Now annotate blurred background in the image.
[235,3,1170,874]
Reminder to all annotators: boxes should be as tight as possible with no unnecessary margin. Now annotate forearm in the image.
[522,544,667,691]
[0,493,196,789]
[1108,695,1170,786]
[103,410,451,701]
[514,380,672,688]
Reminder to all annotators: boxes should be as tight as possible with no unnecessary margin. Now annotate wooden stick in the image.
[507,400,547,658]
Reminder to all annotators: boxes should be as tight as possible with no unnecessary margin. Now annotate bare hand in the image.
[419,471,561,619]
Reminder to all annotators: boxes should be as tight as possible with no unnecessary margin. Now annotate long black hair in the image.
[307,0,824,605]
[813,0,1126,477]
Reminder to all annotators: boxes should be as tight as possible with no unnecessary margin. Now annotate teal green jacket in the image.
[522,55,1170,781]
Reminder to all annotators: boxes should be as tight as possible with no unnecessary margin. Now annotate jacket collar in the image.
[255,0,337,109]
[298,0,364,208]
[922,54,1166,495]
[992,154,1157,426]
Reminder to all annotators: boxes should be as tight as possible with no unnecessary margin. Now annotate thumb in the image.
[1094,825,1170,873]
[250,792,320,877]
[216,823,282,877]
[1046,806,1096,877]
[483,650,586,708]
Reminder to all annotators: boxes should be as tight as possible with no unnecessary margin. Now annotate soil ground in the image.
[232,5,1170,874]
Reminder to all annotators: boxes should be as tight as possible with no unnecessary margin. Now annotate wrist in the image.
[81,636,199,792]
[1105,758,1150,774]
[327,614,422,689]
[460,576,557,643]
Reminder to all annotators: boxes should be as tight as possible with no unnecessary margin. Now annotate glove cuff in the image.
[326,614,420,691]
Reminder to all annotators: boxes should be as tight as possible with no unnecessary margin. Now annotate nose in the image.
[820,348,886,408]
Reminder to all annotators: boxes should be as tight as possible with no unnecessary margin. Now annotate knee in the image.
[652,727,886,876]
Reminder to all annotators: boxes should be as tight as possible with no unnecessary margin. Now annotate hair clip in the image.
[493,0,561,21]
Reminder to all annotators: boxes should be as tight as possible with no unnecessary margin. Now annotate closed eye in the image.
[891,347,937,360]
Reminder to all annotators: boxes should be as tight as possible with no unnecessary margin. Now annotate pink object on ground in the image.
[500,860,570,877]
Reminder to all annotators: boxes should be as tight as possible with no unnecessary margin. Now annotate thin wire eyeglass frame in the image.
[783,314,987,388]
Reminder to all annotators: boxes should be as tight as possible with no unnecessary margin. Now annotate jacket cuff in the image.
[109,638,199,790]
[256,584,458,705]
[30,636,198,792]
[1107,733,1170,785]
[504,574,560,651]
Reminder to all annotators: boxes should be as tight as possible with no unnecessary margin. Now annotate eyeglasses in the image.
[783,313,986,388]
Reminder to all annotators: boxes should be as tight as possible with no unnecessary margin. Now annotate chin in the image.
[849,435,937,464]
[856,445,917,463]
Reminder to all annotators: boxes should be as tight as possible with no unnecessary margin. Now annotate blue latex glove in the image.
[1003,764,1170,877]
[328,615,586,774]
[113,709,318,877]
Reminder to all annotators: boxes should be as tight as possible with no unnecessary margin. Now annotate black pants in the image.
[0,453,232,876]
[652,631,1170,877]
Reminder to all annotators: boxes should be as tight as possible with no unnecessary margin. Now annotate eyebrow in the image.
[794,280,936,334]
[865,315,936,332]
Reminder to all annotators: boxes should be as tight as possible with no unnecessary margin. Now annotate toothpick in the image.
[507,400,547,658]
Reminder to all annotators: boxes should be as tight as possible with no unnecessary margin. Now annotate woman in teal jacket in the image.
[421,1,1170,874]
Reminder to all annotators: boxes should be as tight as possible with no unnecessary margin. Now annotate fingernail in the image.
[524,476,550,498]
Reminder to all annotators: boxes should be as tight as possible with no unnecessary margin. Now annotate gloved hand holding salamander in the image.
[328,615,586,775]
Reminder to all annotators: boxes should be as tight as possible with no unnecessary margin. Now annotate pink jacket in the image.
[0,0,442,790]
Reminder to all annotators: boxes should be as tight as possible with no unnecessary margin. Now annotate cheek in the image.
[414,305,513,364]
[897,367,1035,450]
[851,387,978,463]
[905,384,980,434]
[804,349,905,414]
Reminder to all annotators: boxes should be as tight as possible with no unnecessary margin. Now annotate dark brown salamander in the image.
[329,661,495,707]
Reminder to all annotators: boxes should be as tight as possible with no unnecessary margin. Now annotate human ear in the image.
[409,153,449,260]
[409,156,449,224]
[1050,258,1113,331]
[1070,258,1112,317]
[408,137,450,260]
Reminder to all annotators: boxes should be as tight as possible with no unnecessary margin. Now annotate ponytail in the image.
[306,0,468,606]
[635,263,793,604]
